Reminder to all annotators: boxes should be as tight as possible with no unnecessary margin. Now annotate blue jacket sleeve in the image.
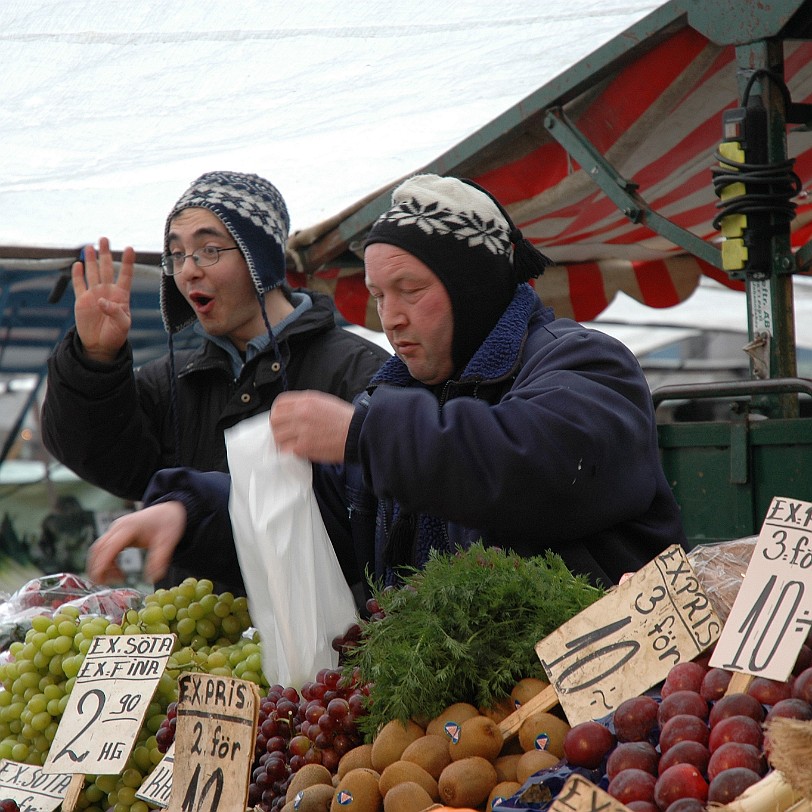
[142,468,242,587]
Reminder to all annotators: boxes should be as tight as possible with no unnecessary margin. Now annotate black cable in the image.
[711,152,802,231]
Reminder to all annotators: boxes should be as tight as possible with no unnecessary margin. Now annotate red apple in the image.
[613,695,660,742]
[607,741,659,781]
[657,691,709,727]
[654,763,708,811]
[563,720,616,769]
[707,767,762,804]
[708,692,765,727]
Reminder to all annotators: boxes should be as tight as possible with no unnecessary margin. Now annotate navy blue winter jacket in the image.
[145,284,686,598]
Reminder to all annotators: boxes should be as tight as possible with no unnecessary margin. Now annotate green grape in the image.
[83,783,105,804]
[139,604,164,627]
[195,618,216,640]
[195,578,214,599]
[175,617,196,639]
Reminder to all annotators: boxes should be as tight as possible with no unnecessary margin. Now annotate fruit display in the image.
[496,644,812,812]
[0,539,809,812]
[0,575,257,812]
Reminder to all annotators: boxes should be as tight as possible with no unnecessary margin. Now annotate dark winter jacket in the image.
[145,283,686,599]
[42,289,389,501]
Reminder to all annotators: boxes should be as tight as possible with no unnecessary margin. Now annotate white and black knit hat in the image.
[161,171,290,334]
[364,173,550,372]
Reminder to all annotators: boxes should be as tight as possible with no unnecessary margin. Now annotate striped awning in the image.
[285,1,812,329]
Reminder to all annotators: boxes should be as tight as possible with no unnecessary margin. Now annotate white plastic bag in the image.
[225,412,357,688]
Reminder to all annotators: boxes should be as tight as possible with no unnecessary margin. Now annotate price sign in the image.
[710,496,812,682]
[535,545,721,725]
[165,673,260,812]
[42,634,175,775]
[548,773,632,812]
[136,743,174,808]
[0,761,74,812]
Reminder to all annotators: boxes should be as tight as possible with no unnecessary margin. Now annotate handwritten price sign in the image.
[710,496,812,682]
[166,673,260,812]
[548,774,633,812]
[0,761,73,812]
[137,743,174,809]
[42,634,175,775]
[535,545,721,725]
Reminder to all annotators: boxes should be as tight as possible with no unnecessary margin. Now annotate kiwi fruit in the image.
[448,715,503,762]
[493,753,522,783]
[515,749,561,784]
[425,702,480,738]
[331,768,383,812]
[487,781,522,811]
[437,756,498,809]
[517,711,570,757]
[401,733,451,780]
[338,743,375,780]
[510,677,550,708]
[382,781,435,812]
[371,720,426,772]
[378,760,438,800]
[480,697,515,724]
[290,783,336,812]
[286,763,334,803]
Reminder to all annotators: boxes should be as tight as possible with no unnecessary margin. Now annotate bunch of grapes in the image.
[155,666,370,812]
[0,577,259,812]
[330,595,388,664]
[249,667,369,812]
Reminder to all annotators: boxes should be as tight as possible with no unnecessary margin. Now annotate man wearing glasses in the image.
[41,171,391,589]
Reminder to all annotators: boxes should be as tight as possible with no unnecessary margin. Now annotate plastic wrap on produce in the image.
[0,573,145,650]
[493,763,609,812]
[687,536,756,622]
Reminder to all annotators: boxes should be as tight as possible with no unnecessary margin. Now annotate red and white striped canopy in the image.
[286,3,812,329]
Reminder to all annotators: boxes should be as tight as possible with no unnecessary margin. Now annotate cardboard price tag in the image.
[42,634,175,775]
[710,496,812,682]
[165,673,260,812]
[136,743,174,808]
[535,545,721,725]
[0,761,74,812]
[548,773,632,812]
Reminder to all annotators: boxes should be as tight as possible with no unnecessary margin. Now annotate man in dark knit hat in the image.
[42,171,391,590]
[87,174,686,593]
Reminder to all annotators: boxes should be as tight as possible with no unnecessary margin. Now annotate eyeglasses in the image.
[161,245,240,276]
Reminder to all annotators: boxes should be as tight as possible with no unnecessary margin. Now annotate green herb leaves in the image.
[344,544,603,738]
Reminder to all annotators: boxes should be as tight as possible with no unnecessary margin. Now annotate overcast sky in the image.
[1,1,659,251]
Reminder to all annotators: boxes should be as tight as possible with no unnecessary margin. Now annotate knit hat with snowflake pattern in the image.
[363,173,551,373]
[161,171,290,334]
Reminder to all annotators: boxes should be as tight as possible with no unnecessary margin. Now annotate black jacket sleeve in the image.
[143,468,242,588]
[42,330,169,500]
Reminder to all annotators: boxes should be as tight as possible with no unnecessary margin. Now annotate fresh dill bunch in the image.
[343,543,603,739]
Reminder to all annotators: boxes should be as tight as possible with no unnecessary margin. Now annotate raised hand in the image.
[72,236,135,363]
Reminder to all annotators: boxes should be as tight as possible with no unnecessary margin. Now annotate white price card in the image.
[42,634,176,775]
[136,742,174,808]
[710,496,812,682]
[0,761,73,812]
[536,545,722,725]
